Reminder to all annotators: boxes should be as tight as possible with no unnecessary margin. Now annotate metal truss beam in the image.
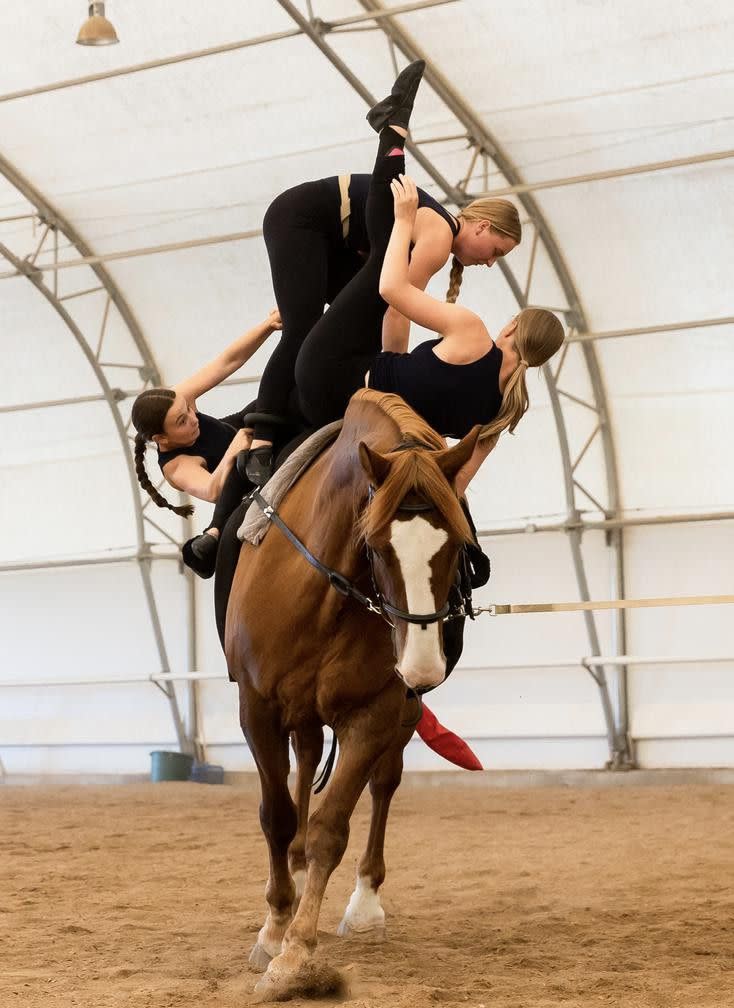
[278,0,631,767]
[475,147,734,198]
[0,1,457,105]
[571,314,734,343]
[0,552,179,574]
[476,509,734,538]
[0,227,263,280]
[0,152,196,756]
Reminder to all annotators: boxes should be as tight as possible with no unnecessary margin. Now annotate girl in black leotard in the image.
[129,310,291,577]
[289,63,564,496]
[245,151,522,482]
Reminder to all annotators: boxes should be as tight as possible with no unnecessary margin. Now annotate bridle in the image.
[248,438,468,632]
[362,488,452,630]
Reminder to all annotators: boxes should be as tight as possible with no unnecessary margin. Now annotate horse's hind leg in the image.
[239,691,297,970]
[288,723,324,907]
[338,718,413,940]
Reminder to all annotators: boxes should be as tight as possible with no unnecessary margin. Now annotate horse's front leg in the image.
[237,686,297,971]
[338,712,414,940]
[255,693,402,998]
[289,722,324,908]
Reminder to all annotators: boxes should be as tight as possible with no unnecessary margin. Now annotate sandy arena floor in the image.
[1,779,733,1007]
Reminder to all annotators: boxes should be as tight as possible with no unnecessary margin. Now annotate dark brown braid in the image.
[445,256,464,303]
[131,388,194,517]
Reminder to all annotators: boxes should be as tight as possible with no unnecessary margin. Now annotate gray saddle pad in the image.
[238,421,343,545]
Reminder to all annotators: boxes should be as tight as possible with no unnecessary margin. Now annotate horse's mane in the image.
[349,389,472,546]
[352,388,446,451]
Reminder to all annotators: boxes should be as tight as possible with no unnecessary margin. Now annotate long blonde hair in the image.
[445,198,521,303]
[478,307,564,443]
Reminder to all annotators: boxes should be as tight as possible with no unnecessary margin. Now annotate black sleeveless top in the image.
[368,339,503,439]
[343,173,459,253]
[157,412,236,473]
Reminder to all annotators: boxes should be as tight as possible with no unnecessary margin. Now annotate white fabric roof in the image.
[1,0,733,544]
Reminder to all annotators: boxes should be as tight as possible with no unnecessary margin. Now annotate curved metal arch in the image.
[0,151,195,756]
[278,0,631,766]
[0,153,159,383]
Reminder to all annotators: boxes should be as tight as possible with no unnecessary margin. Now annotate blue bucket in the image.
[150,750,194,782]
[190,761,225,785]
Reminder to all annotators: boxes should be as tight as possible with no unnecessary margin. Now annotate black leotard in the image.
[157,412,236,473]
[157,405,262,534]
[345,173,458,254]
[368,339,503,439]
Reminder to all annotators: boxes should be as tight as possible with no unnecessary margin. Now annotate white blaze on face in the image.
[389,516,449,690]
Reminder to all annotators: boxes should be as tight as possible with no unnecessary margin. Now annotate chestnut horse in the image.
[225,388,479,998]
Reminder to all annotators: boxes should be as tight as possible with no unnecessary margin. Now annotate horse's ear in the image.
[435,425,481,482]
[358,442,392,486]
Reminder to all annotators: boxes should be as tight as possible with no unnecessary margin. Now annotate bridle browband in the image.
[249,437,464,631]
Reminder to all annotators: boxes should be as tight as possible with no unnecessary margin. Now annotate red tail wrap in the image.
[415,705,483,771]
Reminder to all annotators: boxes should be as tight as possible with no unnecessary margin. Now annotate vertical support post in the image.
[543,364,622,764]
[609,528,634,766]
[566,529,622,764]
[138,556,191,754]
[184,564,205,762]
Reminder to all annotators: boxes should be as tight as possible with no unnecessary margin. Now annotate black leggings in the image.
[255,180,365,442]
[202,403,255,532]
[295,130,405,428]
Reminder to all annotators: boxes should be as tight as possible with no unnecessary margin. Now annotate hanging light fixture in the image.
[76,2,119,46]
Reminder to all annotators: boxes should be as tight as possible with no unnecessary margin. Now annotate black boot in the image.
[367,59,426,133]
[182,532,219,579]
[243,445,274,486]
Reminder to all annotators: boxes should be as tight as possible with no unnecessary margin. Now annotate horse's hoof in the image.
[248,942,273,971]
[337,917,386,941]
[254,955,347,1002]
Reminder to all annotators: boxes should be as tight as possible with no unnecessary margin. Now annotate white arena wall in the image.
[3,515,733,776]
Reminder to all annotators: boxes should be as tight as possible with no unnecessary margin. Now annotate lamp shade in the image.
[76,2,119,46]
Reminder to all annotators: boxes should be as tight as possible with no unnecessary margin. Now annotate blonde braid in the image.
[444,256,464,303]
[134,433,194,517]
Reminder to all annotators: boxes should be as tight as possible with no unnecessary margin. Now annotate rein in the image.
[250,488,460,630]
[250,489,384,621]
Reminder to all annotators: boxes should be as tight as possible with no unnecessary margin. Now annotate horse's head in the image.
[357,427,480,691]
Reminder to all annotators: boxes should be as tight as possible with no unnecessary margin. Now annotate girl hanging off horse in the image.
[130,310,289,574]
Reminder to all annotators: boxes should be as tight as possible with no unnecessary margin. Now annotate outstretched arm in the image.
[379,175,487,344]
[175,309,281,404]
[163,428,252,503]
[381,218,453,352]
